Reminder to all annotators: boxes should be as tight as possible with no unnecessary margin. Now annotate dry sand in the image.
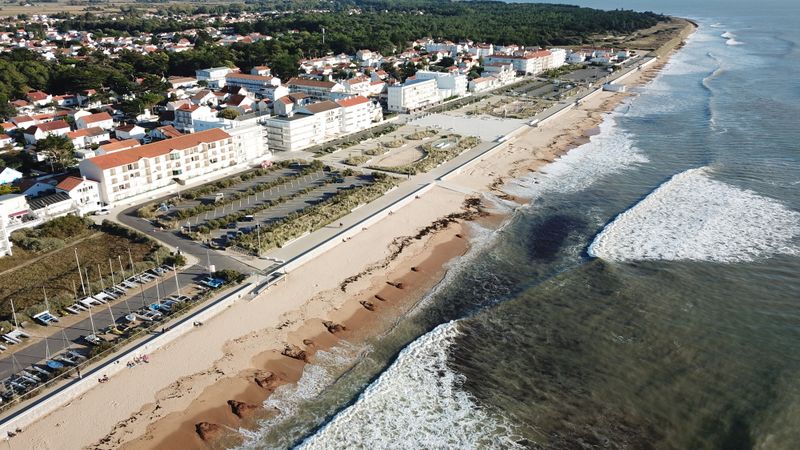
[7,30,691,450]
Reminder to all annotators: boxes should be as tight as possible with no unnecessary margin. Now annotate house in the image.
[191,90,218,107]
[468,77,497,93]
[0,167,23,185]
[223,94,255,114]
[55,176,102,215]
[167,76,198,90]
[173,104,215,132]
[387,78,440,113]
[286,78,345,100]
[0,194,37,257]
[76,112,114,130]
[250,65,271,76]
[0,133,15,148]
[150,125,183,140]
[115,124,147,141]
[26,90,52,106]
[24,120,71,145]
[67,127,110,149]
[78,129,236,204]
[343,76,372,95]
[52,94,79,107]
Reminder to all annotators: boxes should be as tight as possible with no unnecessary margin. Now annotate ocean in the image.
[234,1,800,448]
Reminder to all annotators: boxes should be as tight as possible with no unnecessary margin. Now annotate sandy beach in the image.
[6,24,693,450]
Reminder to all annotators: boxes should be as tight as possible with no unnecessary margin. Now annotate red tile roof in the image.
[99,139,140,153]
[335,96,370,108]
[80,112,113,124]
[55,176,85,192]
[67,127,106,139]
[88,129,229,170]
[27,120,69,133]
[287,77,337,89]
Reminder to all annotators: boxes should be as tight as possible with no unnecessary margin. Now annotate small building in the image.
[115,124,147,141]
[67,127,110,150]
[76,112,114,130]
[24,120,71,145]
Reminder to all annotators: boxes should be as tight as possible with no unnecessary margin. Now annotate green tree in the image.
[218,108,240,120]
[37,135,76,171]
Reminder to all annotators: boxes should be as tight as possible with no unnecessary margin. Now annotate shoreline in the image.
[7,20,696,450]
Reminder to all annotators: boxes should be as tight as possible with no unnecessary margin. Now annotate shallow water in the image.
[234,2,800,448]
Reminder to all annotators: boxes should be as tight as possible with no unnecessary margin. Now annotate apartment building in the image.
[174,104,216,132]
[224,73,281,95]
[195,66,235,89]
[336,96,380,133]
[484,50,556,75]
[79,129,236,204]
[286,78,345,100]
[194,114,270,164]
[265,95,379,152]
[414,70,468,98]
[387,78,440,113]
[264,101,343,152]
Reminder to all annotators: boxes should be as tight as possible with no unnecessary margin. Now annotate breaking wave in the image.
[298,322,522,449]
[722,31,744,46]
[588,167,800,263]
[505,115,648,199]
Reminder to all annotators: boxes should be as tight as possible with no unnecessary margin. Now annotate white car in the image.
[94,207,111,215]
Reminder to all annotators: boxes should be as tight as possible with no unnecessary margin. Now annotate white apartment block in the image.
[196,67,235,89]
[264,94,379,152]
[174,104,216,132]
[414,70,468,98]
[224,73,281,95]
[76,111,114,130]
[336,96,380,134]
[387,78,440,113]
[78,129,236,204]
[286,78,345,100]
[194,115,271,163]
[484,50,559,75]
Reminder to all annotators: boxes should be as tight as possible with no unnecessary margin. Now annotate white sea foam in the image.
[588,167,800,263]
[504,115,648,199]
[234,343,363,448]
[298,322,522,450]
[722,31,744,46]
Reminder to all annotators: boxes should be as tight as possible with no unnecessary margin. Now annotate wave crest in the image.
[298,322,522,449]
[588,167,800,263]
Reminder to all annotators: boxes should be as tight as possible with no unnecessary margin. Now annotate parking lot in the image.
[207,173,371,248]
[179,170,329,230]
[160,166,304,222]
[0,265,222,387]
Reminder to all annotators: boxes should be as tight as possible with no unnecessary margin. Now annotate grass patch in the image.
[343,155,370,166]
[234,174,399,253]
[369,136,480,175]
[0,218,168,323]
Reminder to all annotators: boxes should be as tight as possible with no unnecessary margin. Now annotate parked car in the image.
[201,277,225,289]
[94,207,111,215]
